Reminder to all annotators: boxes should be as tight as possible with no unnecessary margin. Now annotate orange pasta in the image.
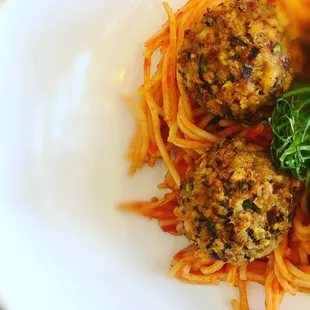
[238,279,249,310]
[120,0,310,309]
[265,256,276,310]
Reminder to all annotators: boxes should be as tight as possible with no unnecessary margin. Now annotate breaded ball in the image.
[178,0,297,122]
[178,139,300,264]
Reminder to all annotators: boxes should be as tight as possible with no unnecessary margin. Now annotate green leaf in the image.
[272,42,281,54]
[242,200,259,212]
[186,183,194,191]
[209,115,221,125]
[269,86,310,186]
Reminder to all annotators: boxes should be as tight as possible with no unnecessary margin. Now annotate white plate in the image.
[0,0,309,309]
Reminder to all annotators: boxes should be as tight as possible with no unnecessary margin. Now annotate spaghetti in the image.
[120,0,310,309]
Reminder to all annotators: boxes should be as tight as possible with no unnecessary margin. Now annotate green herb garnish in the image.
[210,251,221,260]
[272,42,281,54]
[209,115,221,125]
[205,217,217,237]
[242,200,259,212]
[199,54,207,78]
[186,183,194,191]
[269,87,310,186]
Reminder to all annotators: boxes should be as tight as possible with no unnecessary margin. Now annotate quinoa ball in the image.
[178,139,301,265]
[178,0,297,122]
